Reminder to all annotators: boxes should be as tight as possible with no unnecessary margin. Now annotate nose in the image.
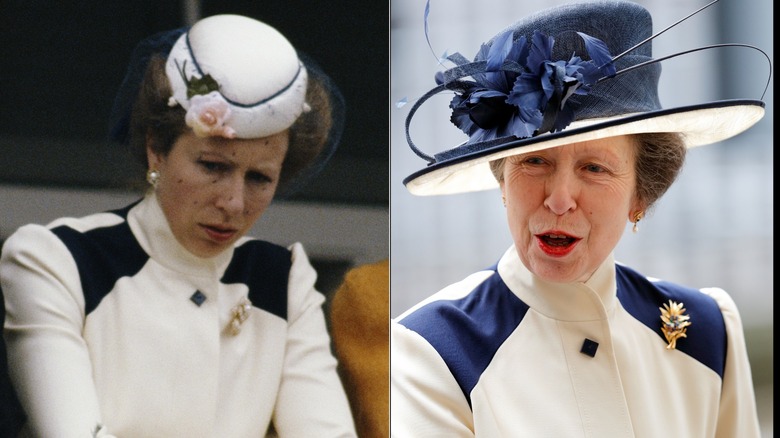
[543,169,577,215]
[215,176,245,216]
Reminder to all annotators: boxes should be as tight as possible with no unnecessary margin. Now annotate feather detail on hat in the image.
[401,0,770,196]
[447,29,616,144]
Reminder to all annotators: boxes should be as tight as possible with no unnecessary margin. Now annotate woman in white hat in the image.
[391,1,768,436]
[0,14,356,437]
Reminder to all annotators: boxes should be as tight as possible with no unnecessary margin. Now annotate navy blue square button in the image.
[190,290,207,306]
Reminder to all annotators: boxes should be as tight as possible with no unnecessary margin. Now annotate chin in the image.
[529,259,590,284]
[191,242,232,259]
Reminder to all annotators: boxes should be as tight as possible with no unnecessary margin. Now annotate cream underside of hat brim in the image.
[405,103,765,196]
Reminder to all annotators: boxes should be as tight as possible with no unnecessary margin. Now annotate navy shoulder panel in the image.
[221,240,291,320]
[615,264,726,378]
[51,214,149,316]
[398,265,529,407]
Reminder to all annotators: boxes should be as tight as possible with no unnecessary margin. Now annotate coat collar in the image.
[497,245,617,321]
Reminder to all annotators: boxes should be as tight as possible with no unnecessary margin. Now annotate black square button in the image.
[580,338,599,357]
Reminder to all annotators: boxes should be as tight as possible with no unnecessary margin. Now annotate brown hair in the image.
[489,132,686,210]
[632,132,686,210]
[128,55,186,167]
[127,54,334,194]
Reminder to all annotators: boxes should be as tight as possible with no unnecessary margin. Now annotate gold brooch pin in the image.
[659,300,691,350]
[228,298,252,335]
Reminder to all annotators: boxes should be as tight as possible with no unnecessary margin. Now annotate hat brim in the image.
[403,99,765,196]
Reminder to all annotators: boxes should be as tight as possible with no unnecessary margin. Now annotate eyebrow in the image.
[197,150,234,165]
[198,150,275,175]
[514,147,626,165]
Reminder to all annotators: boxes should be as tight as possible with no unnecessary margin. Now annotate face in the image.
[147,130,288,258]
[499,135,642,283]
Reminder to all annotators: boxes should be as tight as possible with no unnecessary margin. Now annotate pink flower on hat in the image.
[185,92,237,139]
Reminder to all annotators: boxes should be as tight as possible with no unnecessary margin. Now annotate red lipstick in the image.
[535,231,580,257]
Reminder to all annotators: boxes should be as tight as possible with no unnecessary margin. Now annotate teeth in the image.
[547,234,569,239]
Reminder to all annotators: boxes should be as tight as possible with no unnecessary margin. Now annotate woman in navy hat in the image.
[0,14,355,437]
[391,1,767,436]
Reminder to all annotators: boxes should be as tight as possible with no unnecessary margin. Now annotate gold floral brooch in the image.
[659,300,691,350]
[228,298,252,336]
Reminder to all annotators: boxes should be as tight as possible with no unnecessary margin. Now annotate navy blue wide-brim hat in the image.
[402,0,768,196]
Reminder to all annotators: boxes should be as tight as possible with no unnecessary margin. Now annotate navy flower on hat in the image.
[401,0,768,196]
[446,29,616,144]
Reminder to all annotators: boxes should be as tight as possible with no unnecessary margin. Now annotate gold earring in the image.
[632,211,644,233]
[502,194,506,207]
[146,169,160,187]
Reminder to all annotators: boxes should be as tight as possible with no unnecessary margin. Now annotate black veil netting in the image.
[107,26,345,199]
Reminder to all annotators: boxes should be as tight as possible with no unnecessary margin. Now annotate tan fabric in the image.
[330,259,390,438]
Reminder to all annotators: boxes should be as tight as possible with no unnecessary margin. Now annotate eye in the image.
[246,171,272,185]
[583,163,606,173]
[198,160,228,173]
[526,156,546,165]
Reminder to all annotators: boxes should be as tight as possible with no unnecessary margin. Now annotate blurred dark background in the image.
[0,0,389,304]
[0,0,388,206]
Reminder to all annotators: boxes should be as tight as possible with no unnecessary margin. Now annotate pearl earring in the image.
[146,169,160,187]
[632,211,644,233]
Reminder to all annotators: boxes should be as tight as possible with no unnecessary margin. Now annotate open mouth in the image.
[540,233,577,246]
[535,232,580,256]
